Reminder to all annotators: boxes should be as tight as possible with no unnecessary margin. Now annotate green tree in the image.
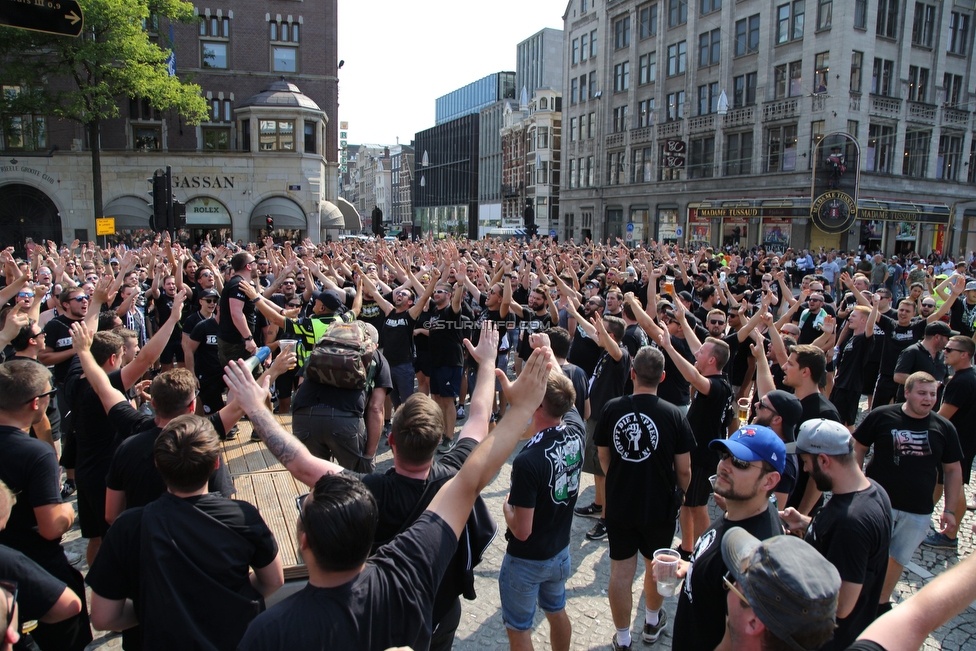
[0,0,209,221]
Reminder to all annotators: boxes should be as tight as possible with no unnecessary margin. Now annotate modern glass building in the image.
[435,72,516,124]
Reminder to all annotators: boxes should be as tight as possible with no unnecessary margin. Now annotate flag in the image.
[166,24,176,76]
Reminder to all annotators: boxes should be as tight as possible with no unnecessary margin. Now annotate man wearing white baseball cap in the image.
[780,419,892,651]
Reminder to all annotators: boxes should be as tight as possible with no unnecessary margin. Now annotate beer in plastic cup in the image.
[737,397,751,424]
[653,548,681,596]
[279,339,299,370]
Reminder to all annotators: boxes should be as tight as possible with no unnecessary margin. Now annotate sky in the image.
[337,0,566,146]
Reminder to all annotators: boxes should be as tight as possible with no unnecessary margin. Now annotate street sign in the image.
[549,229,557,238]
[0,0,84,37]
[96,218,116,236]
[626,222,635,232]
[675,226,683,237]
[625,231,634,242]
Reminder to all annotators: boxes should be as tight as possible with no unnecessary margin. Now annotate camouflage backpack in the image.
[305,320,377,390]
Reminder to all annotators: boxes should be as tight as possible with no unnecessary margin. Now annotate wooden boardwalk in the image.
[220,415,310,580]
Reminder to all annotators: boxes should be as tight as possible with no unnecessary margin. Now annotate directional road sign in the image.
[0,0,84,38]
[626,222,635,232]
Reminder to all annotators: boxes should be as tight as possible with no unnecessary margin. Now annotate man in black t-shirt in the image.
[500,370,583,650]
[853,372,963,613]
[830,301,879,427]
[428,281,468,448]
[892,322,951,404]
[218,252,259,368]
[670,425,786,650]
[86,415,283,651]
[184,293,223,416]
[780,419,892,651]
[510,286,554,365]
[872,299,933,407]
[148,274,185,371]
[595,347,694,648]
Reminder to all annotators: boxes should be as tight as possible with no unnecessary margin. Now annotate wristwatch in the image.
[244,336,253,341]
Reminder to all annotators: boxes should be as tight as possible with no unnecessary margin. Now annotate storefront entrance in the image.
[0,184,62,253]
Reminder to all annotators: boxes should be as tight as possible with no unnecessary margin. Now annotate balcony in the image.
[762,98,798,122]
[606,132,625,147]
[657,120,682,138]
[723,106,754,127]
[907,101,937,123]
[811,93,827,112]
[501,185,522,198]
[688,114,715,133]
[942,106,970,126]
[849,92,861,112]
[630,126,654,145]
[869,95,901,118]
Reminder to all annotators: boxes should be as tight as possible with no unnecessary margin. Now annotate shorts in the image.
[684,466,714,507]
[76,481,109,539]
[197,377,225,415]
[498,547,571,631]
[936,455,974,485]
[606,519,676,561]
[390,362,416,407]
[872,375,899,408]
[888,508,931,566]
[430,366,463,398]
[861,360,881,396]
[160,339,185,364]
[829,386,860,426]
[582,418,604,477]
[274,368,298,400]
[414,349,432,377]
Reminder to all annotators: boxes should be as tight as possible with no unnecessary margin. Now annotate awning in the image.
[321,201,343,228]
[250,196,307,229]
[336,197,362,231]
[103,196,152,230]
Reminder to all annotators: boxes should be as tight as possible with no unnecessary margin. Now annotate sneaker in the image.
[250,431,262,443]
[642,609,669,644]
[60,480,76,499]
[456,406,466,419]
[921,532,958,549]
[585,520,608,541]
[222,426,239,441]
[674,546,692,562]
[65,550,83,566]
[611,634,632,650]
[437,438,454,455]
[574,502,603,518]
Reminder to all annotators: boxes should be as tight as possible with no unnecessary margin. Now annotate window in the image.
[908,66,929,102]
[937,134,963,181]
[847,120,859,139]
[912,3,936,48]
[903,130,931,176]
[590,30,598,58]
[202,128,230,150]
[854,0,867,28]
[589,71,597,98]
[537,127,549,149]
[570,159,577,188]
[639,4,658,38]
[777,1,804,43]
[581,74,588,100]
[200,16,229,37]
[581,33,589,61]
[587,156,594,185]
[698,82,719,115]
[660,144,682,180]
[607,151,626,185]
[668,0,687,27]
[667,41,686,75]
[872,59,894,96]
[814,53,829,93]
[733,72,757,108]
[259,119,295,151]
[272,46,296,72]
[735,15,760,55]
[699,29,720,67]
[867,123,895,172]
[766,124,798,172]
[588,112,596,138]
[689,137,715,178]
[570,117,577,142]
[571,78,579,104]
[700,0,721,13]
[948,12,970,55]
[270,20,299,43]
[133,125,161,151]
[666,91,685,121]
[632,148,645,183]
[809,120,825,168]
[537,161,549,185]
[638,98,656,127]
[615,16,631,49]
[1,86,46,151]
[636,147,654,181]
[877,0,898,38]
[639,52,657,84]
[850,51,863,92]
[725,132,753,175]
[129,97,160,121]
[614,62,630,92]
[944,74,964,107]
[612,105,629,133]
[817,0,832,29]
[201,42,227,68]
[572,38,579,64]
[210,98,231,122]
[774,61,803,98]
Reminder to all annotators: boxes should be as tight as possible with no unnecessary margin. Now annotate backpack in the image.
[304,320,377,390]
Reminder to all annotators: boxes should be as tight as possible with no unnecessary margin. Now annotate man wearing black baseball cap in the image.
[892,320,954,404]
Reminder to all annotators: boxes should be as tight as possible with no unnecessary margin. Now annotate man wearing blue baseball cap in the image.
[670,425,786,651]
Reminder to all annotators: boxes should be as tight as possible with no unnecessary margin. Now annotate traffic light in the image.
[265,215,274,234]
[150,171,169,232]
[371,206,384,236]
[524,199,537,237]
[174,201,187,230]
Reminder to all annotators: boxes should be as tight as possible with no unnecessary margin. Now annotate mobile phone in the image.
[720,271,727,283]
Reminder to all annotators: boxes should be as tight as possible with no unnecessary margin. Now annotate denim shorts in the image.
[498,546,571,631]
[889,508,931,566]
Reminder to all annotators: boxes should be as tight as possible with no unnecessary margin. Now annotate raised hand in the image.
[70,320,94,352]
[496,346,552,413]
[464,320,499,366]
[223,359,273,415]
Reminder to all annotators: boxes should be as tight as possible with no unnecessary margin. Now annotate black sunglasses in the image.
[202,298,217,304]
[295,492,309,525]
[24,388,57,405]
[718,450,760,471]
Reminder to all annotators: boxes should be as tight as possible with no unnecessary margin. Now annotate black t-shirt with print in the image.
[653,335,695,408]
[379,309,418,366]
[188,316,222,381]
[805,480,892,651]
[686,375,734,470]
[672,501,784,651]
[507,408,585,560]
[218,275,256,342]
[151,292,183,340]
[42,313,80,383]
[64,366,128,484]
[594,395,696,524]
[516,308,553,360]
[876,315,927,377]
[853,404,963,514]
[237,512,456,651]
[942,366,976,458]
[588,349,632,418]
[428,304,468,368]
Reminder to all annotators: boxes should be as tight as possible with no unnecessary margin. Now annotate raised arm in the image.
[929,275,964,322]
[592,312,622,362]
[624,291,664,342]
[657,330,712,394]
[121,289,187,388]
[359,271,394,315]
[70,322,129,414]
[457,321,500,444]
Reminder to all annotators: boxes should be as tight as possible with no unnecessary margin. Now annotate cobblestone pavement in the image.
[75,401,976,650]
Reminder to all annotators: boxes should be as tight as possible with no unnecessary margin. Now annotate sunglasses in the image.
[287,302,302,308]
[200,271,215,277]
[754,401,777,415]
[69,295,90,303]
[281,280,296,285]
[718,450,761,471]
[434,289,450,295]
[295,492,309,525]
[202,298,217,304]
[708,319,725,325]
[24,388,56,405]
[723,572,750,606]
[18,292,34,298]
[944,347,965,354]
[921,303,936,308]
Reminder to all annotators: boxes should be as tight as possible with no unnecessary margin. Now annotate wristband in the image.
[244,336,253,341]
[945,510,955,515]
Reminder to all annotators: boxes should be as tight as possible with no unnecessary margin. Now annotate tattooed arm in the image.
[223,360,341,487]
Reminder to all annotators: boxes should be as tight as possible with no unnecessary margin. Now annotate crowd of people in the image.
[0,234,975,651]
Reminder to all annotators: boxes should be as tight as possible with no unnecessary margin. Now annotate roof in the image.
[237,79,321,110]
